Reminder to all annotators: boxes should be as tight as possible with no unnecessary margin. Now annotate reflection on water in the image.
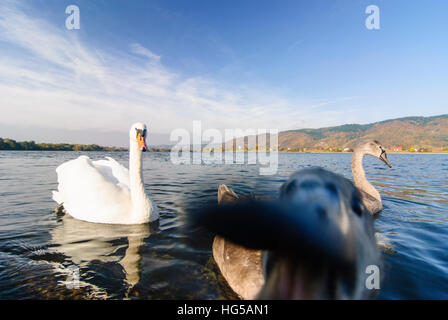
[0,151,447,299]
[49,215,155,298]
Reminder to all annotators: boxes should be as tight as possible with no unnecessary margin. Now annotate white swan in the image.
[52,122,159,224]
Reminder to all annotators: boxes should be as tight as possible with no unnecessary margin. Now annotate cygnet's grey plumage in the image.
[213,185,265,299]
[196,168,380,300]
[352,140,392,214]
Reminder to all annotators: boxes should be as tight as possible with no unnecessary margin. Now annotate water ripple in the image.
[0,151,447,299]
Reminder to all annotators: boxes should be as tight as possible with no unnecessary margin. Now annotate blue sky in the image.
[0,0,447,145]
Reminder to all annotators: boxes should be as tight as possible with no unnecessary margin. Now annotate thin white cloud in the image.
[130,43,161,63]
[0,1,353,144]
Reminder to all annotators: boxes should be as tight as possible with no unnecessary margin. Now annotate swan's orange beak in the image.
[137,133,147,152]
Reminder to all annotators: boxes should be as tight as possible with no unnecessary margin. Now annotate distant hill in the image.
[229,114,448,152]
[3,114,447,152]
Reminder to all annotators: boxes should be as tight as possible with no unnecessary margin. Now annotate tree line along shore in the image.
[0,137,126,151]
[1,137,446,153]
[0,138,169,152]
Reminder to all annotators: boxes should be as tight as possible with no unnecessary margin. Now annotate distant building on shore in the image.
[432,147,444,152]
[389,146,403,152]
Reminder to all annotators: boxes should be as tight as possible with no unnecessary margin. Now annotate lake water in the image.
[0,151,447,299]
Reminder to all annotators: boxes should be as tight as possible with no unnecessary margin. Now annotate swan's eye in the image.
[351,197,364,217]
[325,182,338,197]
[135,128,146,138]
[284,180,297,196]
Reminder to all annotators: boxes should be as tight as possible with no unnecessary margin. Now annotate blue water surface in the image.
[0,151,446,299]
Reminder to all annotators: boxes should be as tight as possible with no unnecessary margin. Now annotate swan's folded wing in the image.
[360,189,382,214]
[54,156,132,223]
[92,157,130,188]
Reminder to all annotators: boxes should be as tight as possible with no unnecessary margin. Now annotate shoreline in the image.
[1,150,447,154]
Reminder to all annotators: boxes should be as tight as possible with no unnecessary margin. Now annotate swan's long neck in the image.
[352,149,381,201]
[129,140,149,221]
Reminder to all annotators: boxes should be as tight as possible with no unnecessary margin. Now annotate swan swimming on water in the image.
[352,140,392,214]
[52,122,159,224]
[192,168,380,299]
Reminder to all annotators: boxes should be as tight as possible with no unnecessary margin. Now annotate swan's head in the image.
[260,168,380,299]
[358,140,392,168]
[191,168,380,299]
[130,122,148,152]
